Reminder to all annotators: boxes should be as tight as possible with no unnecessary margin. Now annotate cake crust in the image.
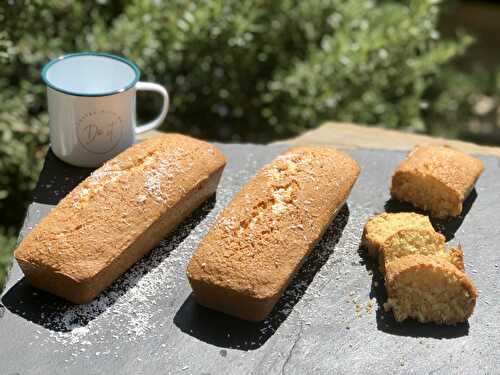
[187,146,360,321]
[391,145,484,218]
[15,134,226,303]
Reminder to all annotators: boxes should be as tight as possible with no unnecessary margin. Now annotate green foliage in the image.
[0,96,49,226]
[0,0,472,283]
[0,228,16,289]
[1,0,469,143]
[426,65,500,139]
[86,0,470,139]
[267,2,471,133]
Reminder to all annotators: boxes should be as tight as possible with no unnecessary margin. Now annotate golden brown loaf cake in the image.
[378,229,464,274]
[15,134,226,304]
[361,212,434,258]
[187,147,360,321]
[384,254,477,324]
[391,145,484,218]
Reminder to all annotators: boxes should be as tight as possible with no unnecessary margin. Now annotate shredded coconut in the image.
[221,217,235,231]
[271,186,293,214]
[136,194,147,204]
[79,188,89,197]
[271,202,287,213]
[144,148,187,203]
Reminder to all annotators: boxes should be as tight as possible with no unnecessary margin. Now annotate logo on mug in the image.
[76,110,123,154]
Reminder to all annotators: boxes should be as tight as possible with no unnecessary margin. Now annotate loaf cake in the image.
[391,145,484,218]
[15,134,226,304]
[362,212,434,258]
[379,229,464,273]
[187,147,360,321]
[384,254,477,324]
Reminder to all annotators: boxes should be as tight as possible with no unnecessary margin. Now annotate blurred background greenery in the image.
[0,0,499,287]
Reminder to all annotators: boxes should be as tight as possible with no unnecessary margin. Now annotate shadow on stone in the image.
[384,189,478,241]
[32,148,94,205]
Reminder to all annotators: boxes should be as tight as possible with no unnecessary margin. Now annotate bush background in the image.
[0,0,498,287]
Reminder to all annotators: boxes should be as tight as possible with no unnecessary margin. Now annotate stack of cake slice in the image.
[362,212,476,325]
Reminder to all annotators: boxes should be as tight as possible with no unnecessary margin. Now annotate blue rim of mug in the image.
[41,52,141,97]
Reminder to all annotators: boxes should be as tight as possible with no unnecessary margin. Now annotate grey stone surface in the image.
[0,144,499,375]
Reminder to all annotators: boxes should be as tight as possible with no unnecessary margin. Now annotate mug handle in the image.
[135,81,169,134]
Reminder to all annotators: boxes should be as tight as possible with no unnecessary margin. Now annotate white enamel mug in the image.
[41,52,169,167]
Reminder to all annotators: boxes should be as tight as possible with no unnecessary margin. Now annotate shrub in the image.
[0,0,470,283]
[0,95,49,226]
[0,228,16,289]
[90,0,469,139]
[426,66,500,140]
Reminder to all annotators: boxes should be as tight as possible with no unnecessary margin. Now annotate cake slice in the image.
[362,212,434,258]
[384,254,477,324]
[379,229,464,273]
[391,145,484,218]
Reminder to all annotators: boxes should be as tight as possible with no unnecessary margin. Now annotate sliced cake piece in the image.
[391,145,484,218]
[384,254,477,324]
[379,229,463,273]
[362,212,434,258]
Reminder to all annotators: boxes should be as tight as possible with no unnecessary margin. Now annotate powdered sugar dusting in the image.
[221,217,235,231]
[144,148,187,203]
[79,188,90,198]
[70,165,123,209]
[136,194,147,204]
[271,186,293,214]
[88,168,124,188]
[144,166,165,202]
[70,147,191,209]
